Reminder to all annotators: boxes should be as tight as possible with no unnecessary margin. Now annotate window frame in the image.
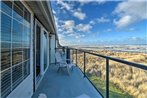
[0,1,32,98]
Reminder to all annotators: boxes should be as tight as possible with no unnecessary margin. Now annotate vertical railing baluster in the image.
[76,49,77,66]
[84,52,86,77]
[106,58,109,98]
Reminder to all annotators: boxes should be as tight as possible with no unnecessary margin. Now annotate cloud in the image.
[57,0,71,10]
[73,11,86,20]
[113,15,133,28]
[76,24,92,32]
[113,1,147,28]
[97,17,110,23]
[67,32,85,39]
[129,28,135,31]
[78,0,91,6]
[106,28,112,32]
[52,9,56,14]
[54,15,59,28]
[126,37,147,44]
[64,20,75,33]
[58,34,71,45]
[89,20,96,25]
[78,0,106,6]
[75,34,85,39]
[55,18,93,36]
[56,0,87,20]
[89,17,110,25]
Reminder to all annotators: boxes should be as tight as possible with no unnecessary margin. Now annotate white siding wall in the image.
[40,30,44,75]
[47,34,49,68]
[50,35,55,64]
[42,31,49,73]
[7,75,33,98]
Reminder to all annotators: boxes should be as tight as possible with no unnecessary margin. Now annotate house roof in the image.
[25,1,57,35]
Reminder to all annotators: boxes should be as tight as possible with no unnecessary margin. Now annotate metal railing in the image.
[63,47,147,98]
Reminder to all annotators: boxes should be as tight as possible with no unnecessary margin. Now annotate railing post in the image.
[76,49,77,66]
[106,58,109,98]
[84,52,86,77]
[66,47,70,64]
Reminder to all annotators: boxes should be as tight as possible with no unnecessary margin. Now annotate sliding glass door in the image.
[36,25,41,78]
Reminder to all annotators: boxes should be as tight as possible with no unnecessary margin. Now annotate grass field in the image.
[88,75,132,98]
[74,50,147,98]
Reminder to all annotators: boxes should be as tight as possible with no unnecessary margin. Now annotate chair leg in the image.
[72,66,74,71]
[57,67,60,73]
[67,66,70,76]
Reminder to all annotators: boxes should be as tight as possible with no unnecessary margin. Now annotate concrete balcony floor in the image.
[32,65,102,98]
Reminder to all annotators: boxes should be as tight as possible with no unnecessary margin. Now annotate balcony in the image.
[32,47,147,98]
[32,65,102,98]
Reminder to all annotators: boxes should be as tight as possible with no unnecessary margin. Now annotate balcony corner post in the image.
[84,52,86,78]
[106,58,109,98]
[76,49,77,66]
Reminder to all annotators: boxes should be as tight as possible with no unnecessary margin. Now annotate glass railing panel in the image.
[77,50,84,72]
[109,61,147,98]
[85,53,106,97]
[70,49,76,64]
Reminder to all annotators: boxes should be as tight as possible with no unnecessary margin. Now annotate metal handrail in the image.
[63,47,147,98]
[68,47,147,70]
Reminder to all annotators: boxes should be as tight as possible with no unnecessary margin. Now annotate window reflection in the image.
[1,1,12,16]
[24,8,31,23]
[12,49,22,65]
[0,1,31,97]
[22,26,30,48]
[12,64,23,90]
[1,13,11,42]
[12,20,22,43]
[13,4,23,22]
[23,48,30,61]
[1,69,11,98]
[23,60,30,79]
[12,42,22,49]
[1,42,11,71]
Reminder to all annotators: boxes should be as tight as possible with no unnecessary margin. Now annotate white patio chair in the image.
[55,52,74,75]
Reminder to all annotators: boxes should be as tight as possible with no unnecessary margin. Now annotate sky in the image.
[51,0,147,46]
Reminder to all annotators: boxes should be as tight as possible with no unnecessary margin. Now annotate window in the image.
[1,13,11,42]
[1,1,12,16]
[1,69,11,98]
[23,60,30,79]
[24,8,31,23]
[13,2,23,22]
[1,42,11,71]
[12,20,23,42]
[0,1,31,98]
[12,64,23,90]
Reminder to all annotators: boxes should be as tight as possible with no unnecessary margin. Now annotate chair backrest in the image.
[55,52,62,63]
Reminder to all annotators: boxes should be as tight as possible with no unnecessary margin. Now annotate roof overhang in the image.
[25,1,57,35]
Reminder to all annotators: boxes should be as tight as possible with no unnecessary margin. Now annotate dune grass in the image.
[88,75,133,98]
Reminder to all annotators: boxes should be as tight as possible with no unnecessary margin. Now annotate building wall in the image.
[0,1,55,98]
[0,1,33,98]
[50,35,56,64]
[42,30,49,73]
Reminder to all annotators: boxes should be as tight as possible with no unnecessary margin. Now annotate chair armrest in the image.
[66,59,73,63]
[60,62,67,64]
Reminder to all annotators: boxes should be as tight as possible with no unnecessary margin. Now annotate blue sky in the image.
[51,0,147,45]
